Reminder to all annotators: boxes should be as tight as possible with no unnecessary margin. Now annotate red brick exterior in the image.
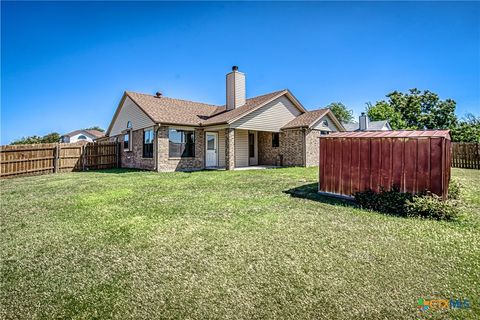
[113,126,318,171]
[305,129,322,167]
[281,129,305,166]
[258,131,281,165]
[225,128,235,170]
[119,129,155,170]
[257,129,305,166]
[157,126,205,172]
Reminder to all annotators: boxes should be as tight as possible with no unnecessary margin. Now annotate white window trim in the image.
[142,127,154,159]
[168,127,196,159]
[124,129,132,152]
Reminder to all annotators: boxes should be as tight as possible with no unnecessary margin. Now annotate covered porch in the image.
[203,128,284,170]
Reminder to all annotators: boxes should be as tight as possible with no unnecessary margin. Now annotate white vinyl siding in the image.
[311,114,340,132]
[231,96,302,132]
[67,133,95,143]
[110,97,155,136]
[235,129,249,167]
[218,130,226,167]
[380,123,390,131]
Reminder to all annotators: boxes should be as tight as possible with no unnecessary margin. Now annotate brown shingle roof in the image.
[126,91,222,126]
[63,129,105,138]
[86,130,105,138]
[125,89,288,127]
[281,108,329,129]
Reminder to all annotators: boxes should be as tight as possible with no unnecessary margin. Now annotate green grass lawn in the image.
[1,167,479,319]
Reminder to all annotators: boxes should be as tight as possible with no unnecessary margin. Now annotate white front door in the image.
[205,132,218,167]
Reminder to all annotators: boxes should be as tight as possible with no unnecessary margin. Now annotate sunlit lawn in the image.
[1,167,479,319]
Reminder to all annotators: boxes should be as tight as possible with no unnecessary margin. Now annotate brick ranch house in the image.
[105,66,345,172]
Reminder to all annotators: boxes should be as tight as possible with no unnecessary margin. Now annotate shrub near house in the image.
[354,183,461,221]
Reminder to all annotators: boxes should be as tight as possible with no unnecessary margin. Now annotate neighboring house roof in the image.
[323,130,450,139]
[342,120,391,131]
[342,122,360,131]
[107,89,306,135]
[62,129,105,138]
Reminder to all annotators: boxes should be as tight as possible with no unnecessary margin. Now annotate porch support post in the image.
[155,125,168,172]
[225,128,235,170]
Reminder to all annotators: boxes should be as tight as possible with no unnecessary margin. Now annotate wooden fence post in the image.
[82,145,86,171]
[54,144,60,173]
[451,142,480,169]
[116,142,120,168]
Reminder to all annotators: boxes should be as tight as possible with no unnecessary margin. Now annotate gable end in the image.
[107,94,155,136]
[231,95,303,132]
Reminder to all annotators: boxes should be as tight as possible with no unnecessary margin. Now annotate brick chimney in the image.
[226,66,246,110]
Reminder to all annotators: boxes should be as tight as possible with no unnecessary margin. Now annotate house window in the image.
[124,132,130,151]
[127,121,132,129]
[272,132,280,148]
[321,131,330,135]
[169,129,195,158]
[249,133,255,157]
[323,119,329,127]
[207,135,215,150]
[143,129,154,158]
[78,135,87,140]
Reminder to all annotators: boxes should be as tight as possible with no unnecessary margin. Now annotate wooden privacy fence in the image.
[451,142,480,169]
[0,142,119,178]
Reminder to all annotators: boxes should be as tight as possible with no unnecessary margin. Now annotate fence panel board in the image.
[451,142,479,169]
[1,142,119,178]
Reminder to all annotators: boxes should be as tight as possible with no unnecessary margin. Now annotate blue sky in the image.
[1,1,479,144]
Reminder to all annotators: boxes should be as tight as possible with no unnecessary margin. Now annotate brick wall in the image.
[305,129,321,167]
[257,129,305,166]
[281,129,305,166]
[119,129,155,170]
[258,131,281,165]
[225,128,235,170]
[115,126,311,171]
[157,126,205,172]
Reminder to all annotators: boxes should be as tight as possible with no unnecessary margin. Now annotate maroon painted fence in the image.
[319,130,451,199]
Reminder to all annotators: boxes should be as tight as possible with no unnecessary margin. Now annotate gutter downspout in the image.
[303,128,307,167]
[154,125,161,172]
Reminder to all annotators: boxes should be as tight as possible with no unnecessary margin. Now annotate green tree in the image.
[366,101,408,130]
[41,132,61,143]
[366,89,457,130]
[327,102,353,123]
[450,114,480,142]
[10,132,61,145]
[84,126,105,132]
[10,136,43,145]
